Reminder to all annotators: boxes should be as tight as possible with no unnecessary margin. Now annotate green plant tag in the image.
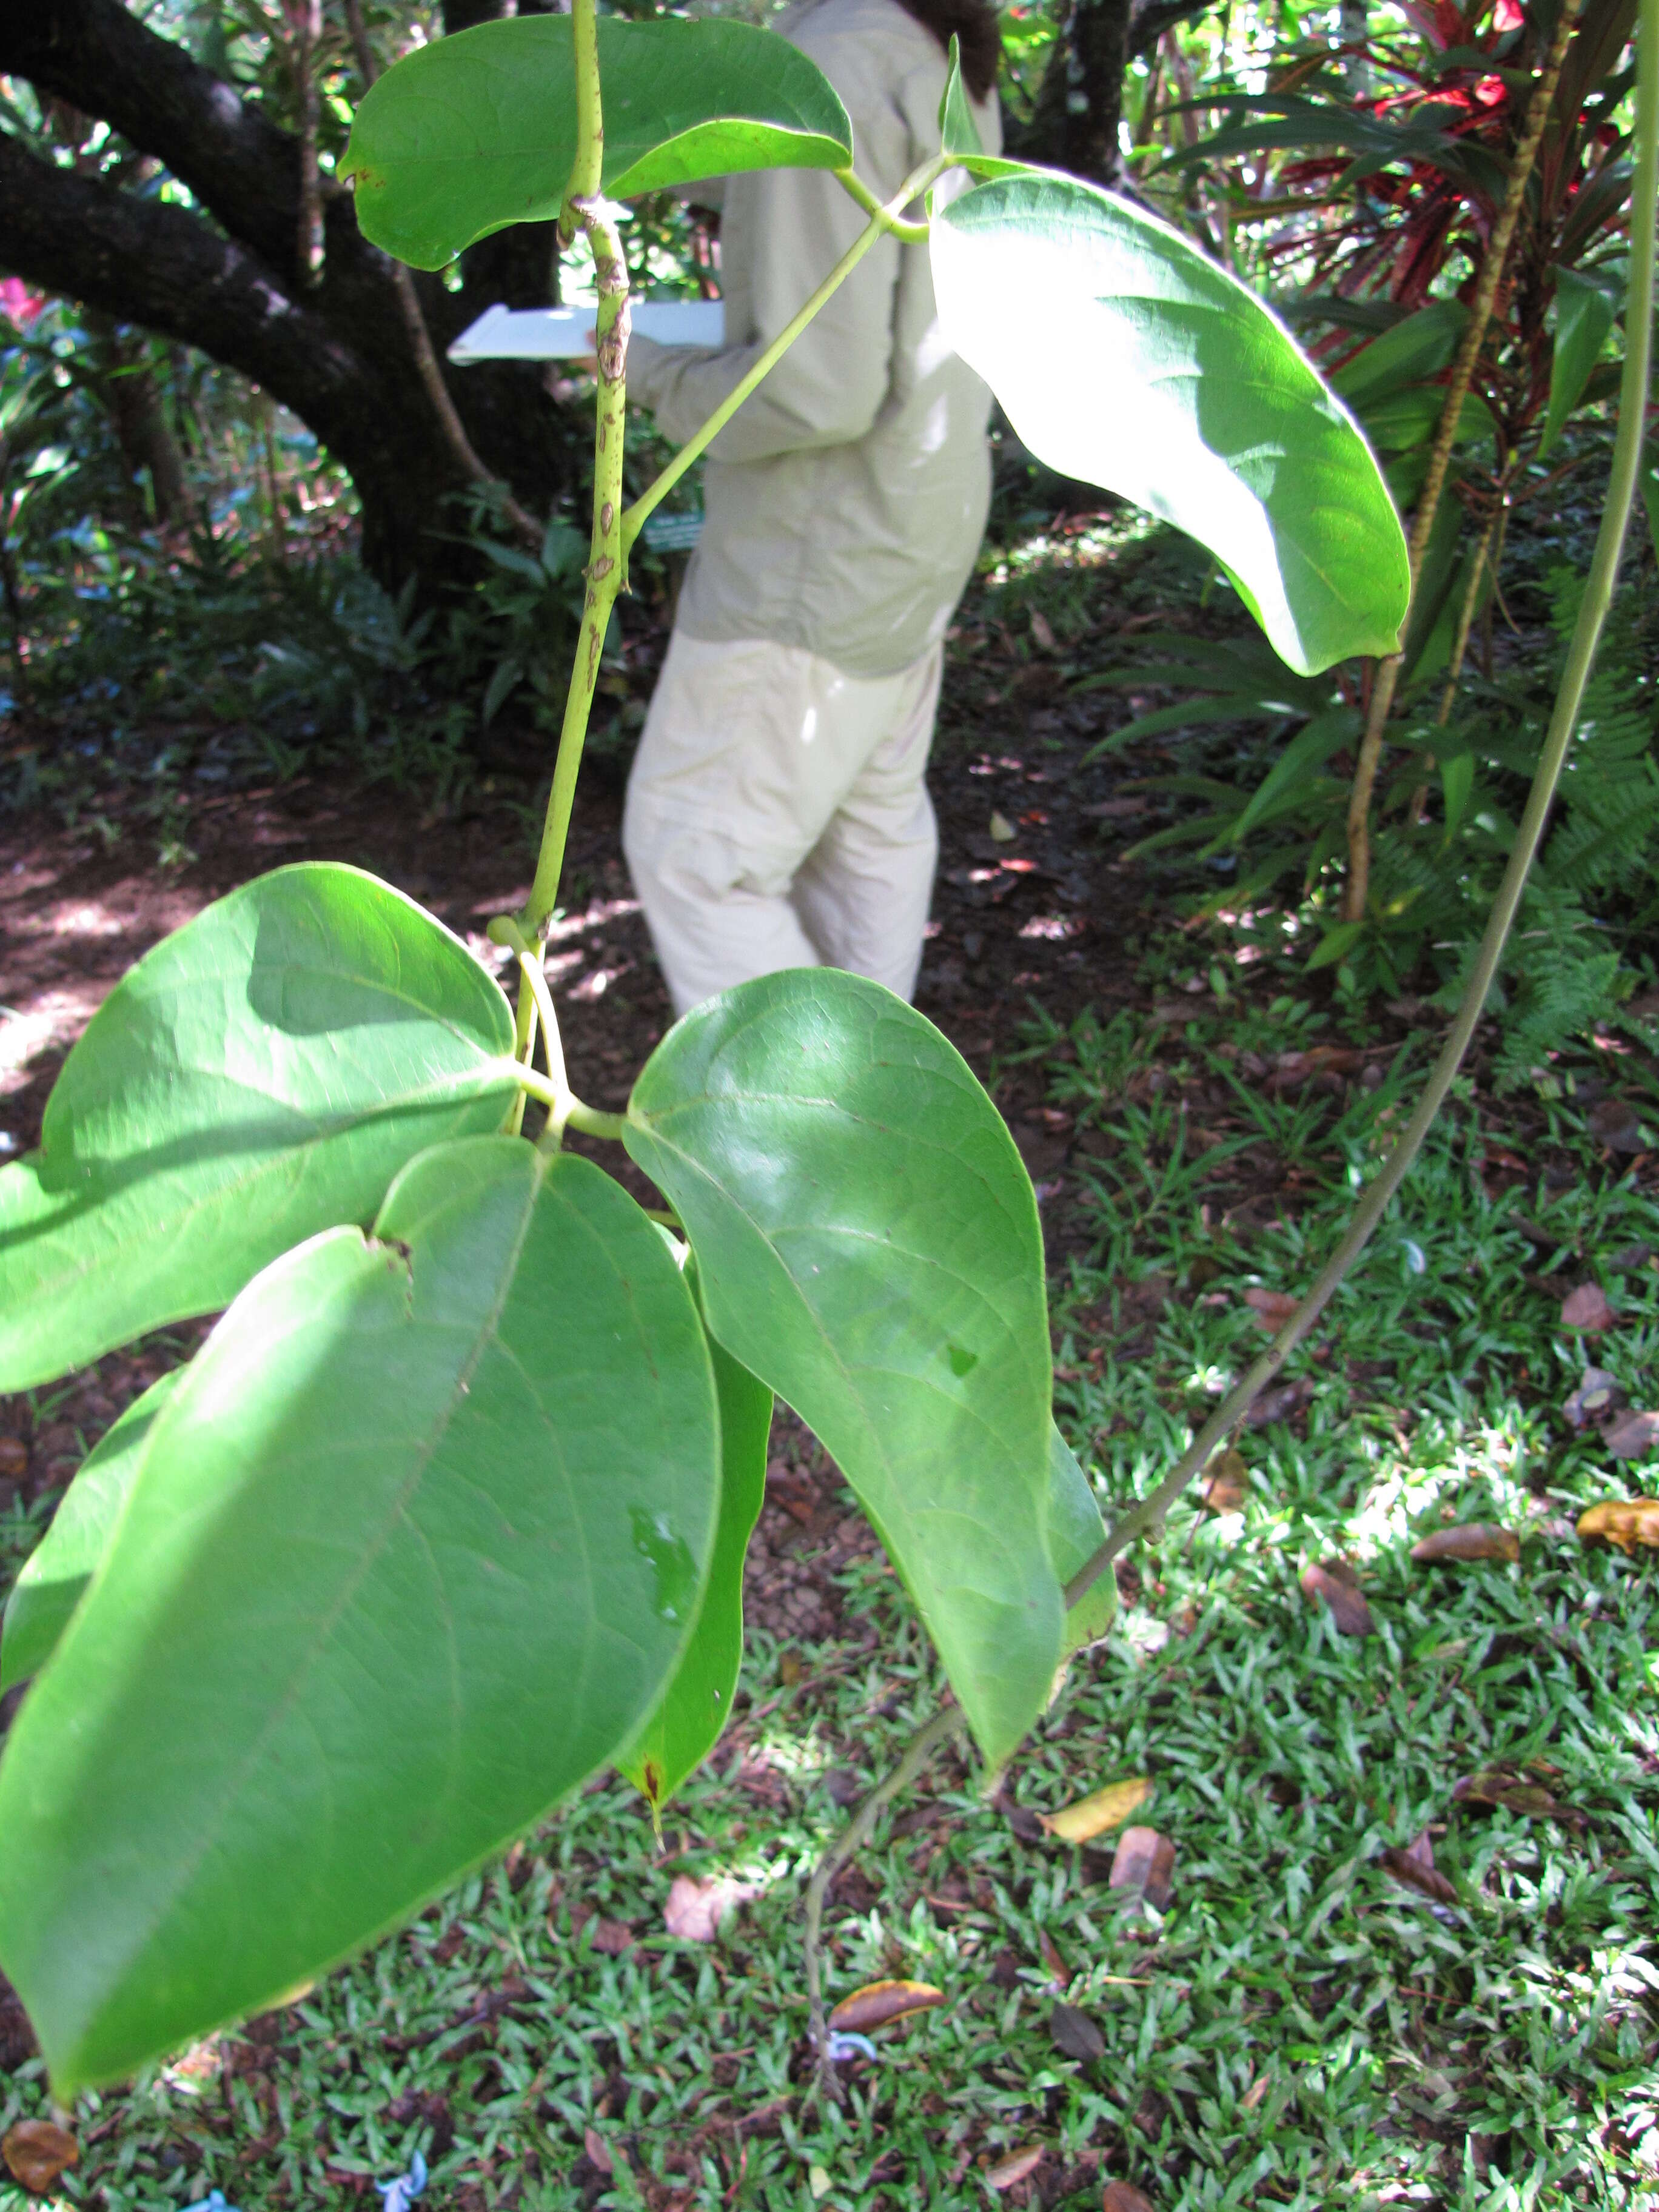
[927,168,1410,677]
[343,16,853,267]
[625,970,1059,1768]
[0,1139,720,2094]
[0,863,518,1391]
[620,1275,771,1816]
[0,1370,181,1695]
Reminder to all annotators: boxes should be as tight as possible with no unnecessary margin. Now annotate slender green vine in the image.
[1067,0,1658,1610]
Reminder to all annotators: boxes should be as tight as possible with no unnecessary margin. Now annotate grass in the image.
[4,995,1658,2212]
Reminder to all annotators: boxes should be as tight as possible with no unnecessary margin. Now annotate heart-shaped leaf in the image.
[620,1278,771,1815]
[0,1371,181,1695]
[0,1139,719,2094]
[927,168,1409,676]
[0,864,517,1391]
[625,970,1058,1768]
[344,16,853,267]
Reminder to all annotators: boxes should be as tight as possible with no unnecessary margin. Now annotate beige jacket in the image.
[625,0,1000,680]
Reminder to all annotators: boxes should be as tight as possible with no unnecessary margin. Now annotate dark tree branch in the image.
[0,0,320,283]
[1128,0,1223,59]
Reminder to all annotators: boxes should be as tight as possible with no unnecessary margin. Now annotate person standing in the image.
[621,0,1002,1018]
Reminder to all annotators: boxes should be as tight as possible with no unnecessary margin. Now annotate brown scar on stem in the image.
[600,501,614,534]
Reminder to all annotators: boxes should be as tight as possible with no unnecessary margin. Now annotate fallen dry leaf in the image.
[1049,2000,1105,2062]
[1589,1096,1646,1153]
[1452,1768,1567,1819]
[1245,1376,1315,1429]
[1561,1282,1616,1332]
[662,1872,759,1942]
[1382,1831,1457,1906]
[986,2145,1046,2190]
[2,2122,79,2193]
[1109,1826,1176,1910]
[1240,2073,1270,2113]
[1243,1287,1300,1330]
[827,1979,944,2034]
[583,2127,614,2177]
[583,1915,635,1956]
[1577,1497,1659,1552]
[1038,1927,1069,1987]
[1603,1409,1659,1460]
[1102,2184,1156,2212]
[0,1435,25,1482]
[1040,1777,1153,1844]
[778,1650,805,1686]
[989,809,1017,842]
[1202,1447,1248,1513]
[1030,609,1057,652]
[1410,1523,1520,1565]
[1563,1366,1623,1429]
[1301,1560,1375,1636]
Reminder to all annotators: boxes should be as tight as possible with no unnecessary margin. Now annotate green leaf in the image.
[1350,384,1497,457]
[934,35,1022,176]
[1643,435,1659,567]
[1541,269,1619,458]
[625,970,1057,1769]
[344,16,853,268]
[0,1372,181,1696]
[1306,918,1365,970]
[1229,705,1362,845]
[1329,301,1468,404]
[0,1141,719,2094]
[1440,750,1476,842]
[928,169,1409,677]
[0,864,518,1392]
[1047,1426,1116,1655]
[620,1279,771,1817]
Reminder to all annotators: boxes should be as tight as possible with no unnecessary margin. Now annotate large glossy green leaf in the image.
[927,169,1410,677]
[1540,269,1618,457]
[1047,1425,1116,1655]
[625,969,1058,1769]
[0,1372,181,1696]
[0,1139,719,2094]
[620,1284,771,1817]
[0,864,517,1392]
[344,16,853,268]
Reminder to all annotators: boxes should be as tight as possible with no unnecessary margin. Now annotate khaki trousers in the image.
[622,629,943,1018]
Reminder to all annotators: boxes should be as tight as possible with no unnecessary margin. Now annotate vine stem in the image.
[802,1702,966,2105]
[1342,0,1583,923]
[1068,0,1657,1612]
[619,150,948,554]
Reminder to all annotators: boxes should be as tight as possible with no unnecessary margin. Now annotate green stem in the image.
[620,151,948,554]
[802,1701,965,2105]
[1065,0,1657,1612]
[833,165,930,243]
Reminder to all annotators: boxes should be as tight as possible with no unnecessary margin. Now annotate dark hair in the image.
[891,0,1002,102]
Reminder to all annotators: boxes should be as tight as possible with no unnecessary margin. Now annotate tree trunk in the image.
[0,0,576,594]
[1010,0,1222,184]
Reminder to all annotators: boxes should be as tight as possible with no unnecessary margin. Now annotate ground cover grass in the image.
[3,970,1657,2212]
